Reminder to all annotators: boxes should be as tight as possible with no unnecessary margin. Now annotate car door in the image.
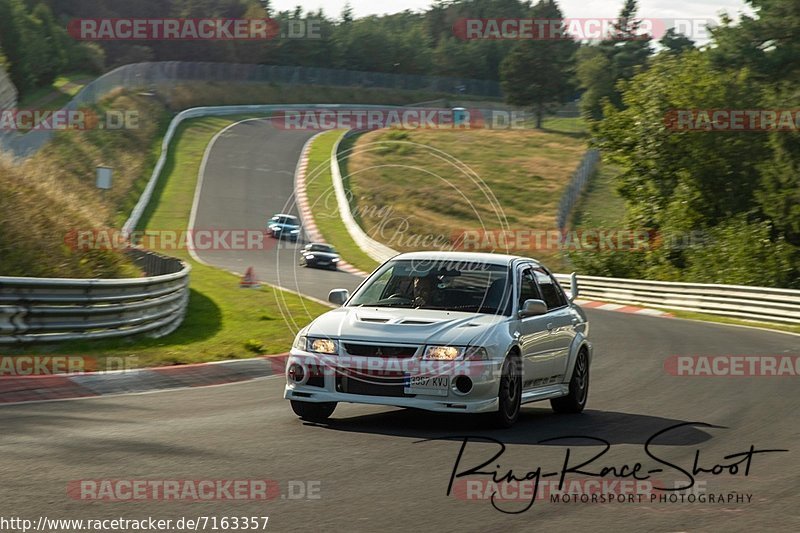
[532,268,574,383]
[516,266,557,389]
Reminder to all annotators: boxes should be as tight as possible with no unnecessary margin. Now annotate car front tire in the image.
[290,400,336,422]
[489,354,521,428]
[550,350,589,414]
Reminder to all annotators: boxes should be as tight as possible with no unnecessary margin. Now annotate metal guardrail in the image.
[1,61,502,158]
[0,249,190,344]
[553,273,800,325]
[329,130,399,264]
[326,135,799,325]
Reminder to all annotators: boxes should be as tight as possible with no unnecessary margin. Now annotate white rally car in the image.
[284,252,592,427]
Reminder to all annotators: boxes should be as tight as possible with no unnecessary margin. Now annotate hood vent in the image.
[359,317,390,323]
[399,319,437,325]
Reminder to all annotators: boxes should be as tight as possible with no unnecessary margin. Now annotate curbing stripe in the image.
[0,355,288,404]
[575,299,673,318]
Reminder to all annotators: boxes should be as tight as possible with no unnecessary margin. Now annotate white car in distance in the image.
[284,251,592,427]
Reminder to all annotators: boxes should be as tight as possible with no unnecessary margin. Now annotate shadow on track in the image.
[308,407,714,446]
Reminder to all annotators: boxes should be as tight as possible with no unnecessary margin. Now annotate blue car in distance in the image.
[267,213,301,242]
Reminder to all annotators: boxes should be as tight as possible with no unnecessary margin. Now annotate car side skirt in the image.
[520,384,570,405]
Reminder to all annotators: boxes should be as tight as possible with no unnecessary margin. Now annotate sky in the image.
[271,0,754,23]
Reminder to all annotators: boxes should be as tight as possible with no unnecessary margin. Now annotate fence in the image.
[0,249,190,344]
[0,61,503,158]
[556,149,601,232]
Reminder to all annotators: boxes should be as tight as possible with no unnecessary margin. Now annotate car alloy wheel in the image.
[492,355,521,427]
[551,350,589,414]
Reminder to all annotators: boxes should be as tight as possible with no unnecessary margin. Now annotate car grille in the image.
[335,370,413,398]
[343,343,418,358]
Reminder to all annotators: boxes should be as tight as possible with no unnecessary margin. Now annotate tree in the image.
[659,28,695,55]
[0,0,34,94]
[341,2,353,24]
[500,0,578,128]
[576,0,652,120]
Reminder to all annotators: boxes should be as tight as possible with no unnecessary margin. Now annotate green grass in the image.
[667,310,800,335]
[570,163,626,229]
[540,115,588,136]
[303,130,381,273]
[18,73,92,110]
[13,115,330,368]
[344,127,588,272]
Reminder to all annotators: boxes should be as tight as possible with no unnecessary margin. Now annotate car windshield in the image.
[272,215,298,225]
[309,244,336,253]
[349,259,510,315]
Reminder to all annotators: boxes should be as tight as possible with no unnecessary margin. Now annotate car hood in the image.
[305,307,508,346]
[304,251,339,260]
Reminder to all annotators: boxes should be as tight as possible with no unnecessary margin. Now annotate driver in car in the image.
[411,275,437,308]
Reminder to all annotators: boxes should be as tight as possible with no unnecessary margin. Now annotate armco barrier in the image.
[329,130,399,263]
[1,61,502,158]
[552,274,800,325]
[326,136,799,325]
[0,249,190,344]
[123,104,512,239]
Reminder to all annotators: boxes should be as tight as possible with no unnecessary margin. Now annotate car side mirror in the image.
[328,289,349,306]
[569,272,579,303]
[519,299,547,318]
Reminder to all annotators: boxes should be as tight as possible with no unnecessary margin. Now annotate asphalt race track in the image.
[1,119,798,532]
[191,119,363,301]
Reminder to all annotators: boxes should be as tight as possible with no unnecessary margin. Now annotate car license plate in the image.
[404,375,449,396]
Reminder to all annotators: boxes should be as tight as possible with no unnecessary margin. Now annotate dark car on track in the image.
[267,213,301,242]
[300,243,340,270]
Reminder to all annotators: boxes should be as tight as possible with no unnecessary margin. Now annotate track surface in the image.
[1,119,797,532]
[191,119,363,301]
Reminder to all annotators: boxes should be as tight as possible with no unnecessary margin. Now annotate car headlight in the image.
[306,254,315,259]
[332,258,339,262]
[424,346,464,360]
[292,334,306,350]
[269,225,280,231]
[464,346,489,361]
[423,346,489,361]
[290,229,300,234]
[308,338,338,354]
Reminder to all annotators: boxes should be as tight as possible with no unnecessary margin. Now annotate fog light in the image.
[454,376,473,394]
[288,363,305,383]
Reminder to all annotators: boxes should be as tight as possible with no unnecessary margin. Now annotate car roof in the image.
[272,213,298,219]
[391,251,540,267]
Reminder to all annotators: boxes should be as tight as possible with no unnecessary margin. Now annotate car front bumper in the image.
[282,349,503,413]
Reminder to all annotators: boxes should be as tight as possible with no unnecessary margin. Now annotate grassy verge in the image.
[570,162,626,229]
[303,130,380,273]
[344,127,588,271]
[12,116,330,367]
[18,73,92,111]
